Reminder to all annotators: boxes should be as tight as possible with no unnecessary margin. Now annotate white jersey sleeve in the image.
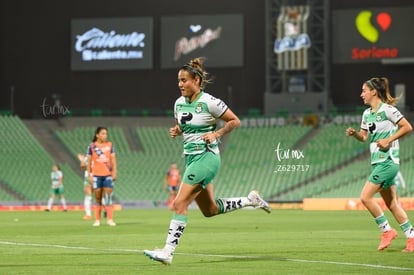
[206,94,228,118]
[384,104,403,125]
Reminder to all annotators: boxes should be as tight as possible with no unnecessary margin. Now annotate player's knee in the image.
[386,199,399,211]
[200,206,218,218]
[171,200,185,213]
[201,211,215,218]
[359,196,369,207]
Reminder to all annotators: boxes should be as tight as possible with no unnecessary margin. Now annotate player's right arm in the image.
[345,128,368,142]
[163,173,168,190]
[78,153,87,171]
[169,120,182,138]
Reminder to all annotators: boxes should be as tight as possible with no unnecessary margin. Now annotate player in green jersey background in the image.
[346,77,414,252]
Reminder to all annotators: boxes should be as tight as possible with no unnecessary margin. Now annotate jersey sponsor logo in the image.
[368,122,376,134]
[180,112,193,124]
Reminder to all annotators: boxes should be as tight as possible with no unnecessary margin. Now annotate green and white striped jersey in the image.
[360,102,403,164]
[174,91,228,155]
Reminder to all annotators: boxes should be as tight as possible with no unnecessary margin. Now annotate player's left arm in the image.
[111,153,117,181]
[87,155,94,184]
[57,171,63,187]
[377,117,412,150]
[213,108,241,140]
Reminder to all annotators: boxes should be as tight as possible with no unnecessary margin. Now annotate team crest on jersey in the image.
[376,114,382,122]
[195,103,203,113]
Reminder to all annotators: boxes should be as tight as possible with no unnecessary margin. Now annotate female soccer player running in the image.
[144,57,271,265]
[346,77,414,252]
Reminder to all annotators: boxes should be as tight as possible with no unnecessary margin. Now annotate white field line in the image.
[1,241,414,271]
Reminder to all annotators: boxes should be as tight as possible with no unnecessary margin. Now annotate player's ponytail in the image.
[365,77,399,106]
[181,57,213,90]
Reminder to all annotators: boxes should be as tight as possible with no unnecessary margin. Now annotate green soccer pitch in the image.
[1,209,413,274]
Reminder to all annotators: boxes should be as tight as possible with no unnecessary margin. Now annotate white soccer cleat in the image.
[248,190,272,213]
[107,220,116,226]
[144,248,173,265]
[92,220,100,227]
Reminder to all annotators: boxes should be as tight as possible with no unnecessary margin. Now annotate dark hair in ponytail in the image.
[365,77,399,106]
[180,57,213,90]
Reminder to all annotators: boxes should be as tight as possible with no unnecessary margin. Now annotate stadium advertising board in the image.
[332,6,414,63]
[71,17,153,70]
[160,14,243,68]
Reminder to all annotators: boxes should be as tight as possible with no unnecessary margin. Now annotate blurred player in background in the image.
[87,127,117,227]
[163,162,181,209]
[395,171,406,195]
[78,153,92,220]
[346,77,414,252]
[45,164,67,212]
[144,57,271,265]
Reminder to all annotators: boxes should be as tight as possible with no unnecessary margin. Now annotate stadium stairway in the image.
[23,119,81,175]
[22,116,167,172]
[268,123,369,201]
[0,180,25,200]
[293,125,321,150]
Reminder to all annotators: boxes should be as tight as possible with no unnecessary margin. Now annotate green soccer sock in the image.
[375,213,391,233]
[400,221,414,238]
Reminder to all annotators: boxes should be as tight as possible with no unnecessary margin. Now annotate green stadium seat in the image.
[2,116,413,204]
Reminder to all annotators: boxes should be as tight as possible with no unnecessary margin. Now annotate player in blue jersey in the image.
[144,57,271,265]
[346,77,413,252]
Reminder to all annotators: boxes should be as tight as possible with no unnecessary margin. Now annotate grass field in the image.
[1,208,414,274]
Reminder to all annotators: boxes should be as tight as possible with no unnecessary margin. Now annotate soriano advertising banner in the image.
[332,6,414,63]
